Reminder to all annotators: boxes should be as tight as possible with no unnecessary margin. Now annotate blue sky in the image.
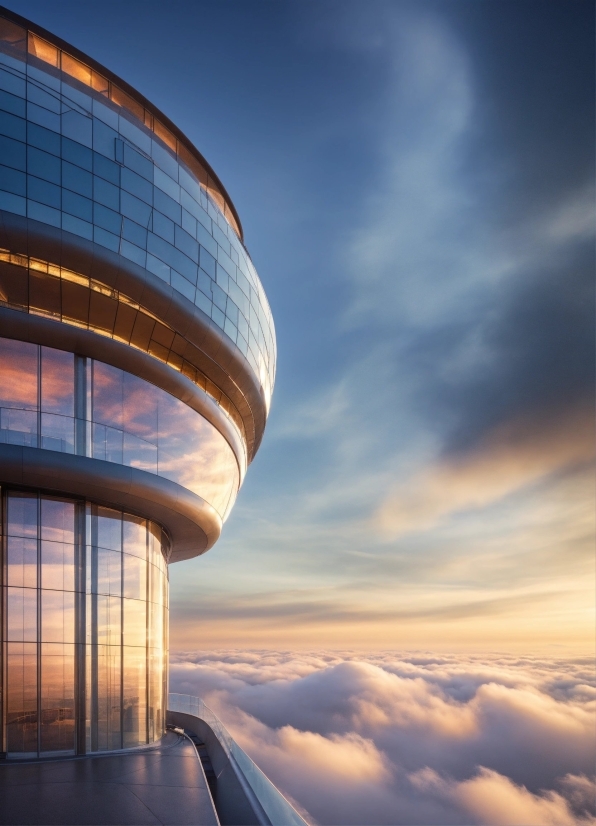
[13,0,595,652]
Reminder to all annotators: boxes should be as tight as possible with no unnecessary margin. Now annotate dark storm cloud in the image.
[413,235,594,454]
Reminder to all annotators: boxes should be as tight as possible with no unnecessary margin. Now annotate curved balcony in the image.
[168,694,309,826]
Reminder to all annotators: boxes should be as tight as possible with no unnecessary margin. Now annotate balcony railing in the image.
[168,693,308,826]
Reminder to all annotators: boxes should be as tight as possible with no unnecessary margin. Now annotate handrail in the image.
[168,693,309,826]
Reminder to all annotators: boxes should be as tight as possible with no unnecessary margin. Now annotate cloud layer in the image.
[170,650,596,826]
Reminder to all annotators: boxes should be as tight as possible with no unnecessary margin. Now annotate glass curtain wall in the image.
[0,337,240,519]
[1,490,168,758]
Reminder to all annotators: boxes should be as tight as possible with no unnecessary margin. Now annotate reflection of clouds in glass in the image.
[157,392,239,517]
[41,347,74,416]
[41,499,75,544]
[0,336,240,516]
[92,362,124,430]
[41,590,75,644]
[0,338,37,410]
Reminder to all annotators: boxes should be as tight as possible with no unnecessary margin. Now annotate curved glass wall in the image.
[0,27,276,408]
[1,491,168,757]
[0,247,248,448]
[0,337,240,520]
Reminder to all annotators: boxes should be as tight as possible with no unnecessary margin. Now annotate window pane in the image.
[40,498,76,544]
[6,642,38,754]
[123,598,145,647]
[0,337,38,410]
[96,547,121,596]
[7,586,37,641]
[95,507,122,551]
[7,536,37,587]
[40,346,74,415]
[123,514,146,560]
[41,589,75,643]
[97,595,121,645]
[96,645,122,751]
[40,412,75,453]
[7,493,38,538]
[41,541,75,592]
[92,361,123,429]
[123,552,146,600]
[40,643,75,752]
[123,646,147,748]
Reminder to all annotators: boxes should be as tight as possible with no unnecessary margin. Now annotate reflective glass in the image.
[95,645,122,751]
[41,540,75,591]
[40,643,75,752]
[41,589,75,643]
[6,642,38,754]
[7,536,37,587]
[0,337,38,410]
[122,646,147,748]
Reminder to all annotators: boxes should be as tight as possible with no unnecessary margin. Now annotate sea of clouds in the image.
[169,650,595,826]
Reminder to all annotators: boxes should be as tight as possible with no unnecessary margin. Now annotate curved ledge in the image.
[0,444,222,563]
[0,211,267,461]
[0,306,247,481]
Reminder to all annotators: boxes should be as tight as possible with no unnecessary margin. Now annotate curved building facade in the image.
[0,8,275,760]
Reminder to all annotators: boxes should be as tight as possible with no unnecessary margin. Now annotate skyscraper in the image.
[0,8,296,825]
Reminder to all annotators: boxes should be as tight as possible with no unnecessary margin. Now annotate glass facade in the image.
[1,490,168,757]
[0,19,276,410]
[0,8,277,767]
[0,337,240,520]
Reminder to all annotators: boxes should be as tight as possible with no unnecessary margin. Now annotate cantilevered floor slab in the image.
[0,732,219,826]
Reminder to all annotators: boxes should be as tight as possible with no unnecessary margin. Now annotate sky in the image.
[8,2,594,822]
[12,0,594,651]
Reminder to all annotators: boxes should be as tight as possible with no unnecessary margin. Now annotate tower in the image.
[0,6,275,760]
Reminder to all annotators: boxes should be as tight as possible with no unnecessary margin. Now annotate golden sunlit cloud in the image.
[375,404,593,538]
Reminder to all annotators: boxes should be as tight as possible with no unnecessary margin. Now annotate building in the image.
[0,8,302,825]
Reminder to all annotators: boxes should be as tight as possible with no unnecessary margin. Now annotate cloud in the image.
[410,766,595,826]
[375,403,594,537]
[169,651,596,825]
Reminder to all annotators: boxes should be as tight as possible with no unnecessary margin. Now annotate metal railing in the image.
[168,693,308,826]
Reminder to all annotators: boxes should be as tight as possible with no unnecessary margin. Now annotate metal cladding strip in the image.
[0,211,267,461]
[0,443,222,562]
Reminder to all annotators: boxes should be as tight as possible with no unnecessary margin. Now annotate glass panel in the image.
[0,407,38,447]
[122,598,145,647]
[40,347,74,415]
[0,338,38,409]
[41,540,75,591]
[123,553,146,601]
[97,595,121,645]
[96,506,122,551]
[148,647,163,742]
[40,412,75,453]
[7,587,37,641]
[6,643,38,754]
[122,646,147,748]
[123,514,146,560]
[96,645,121,751]
[7,492,38,538]
[92,361,123,429]
[123,431,157,473]
[157,391,238,515]
[96,547,121,596]
[61,53,91,86]
[41,498,76,544]
[7,536,37,587]
[121,371,158,441]
[41,589,75,643]
[40,643,75,752]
